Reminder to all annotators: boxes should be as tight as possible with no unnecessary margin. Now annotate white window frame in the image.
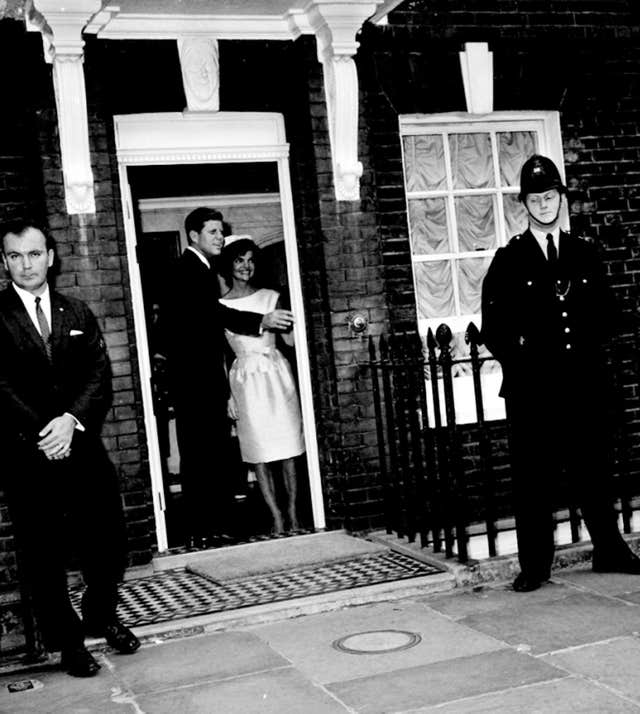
[399,111,566,422]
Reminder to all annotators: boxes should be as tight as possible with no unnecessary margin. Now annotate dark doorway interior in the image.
[127,162,312,551]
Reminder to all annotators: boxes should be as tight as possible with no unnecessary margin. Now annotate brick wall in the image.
[356,0,640,519]
[0,23,157,586]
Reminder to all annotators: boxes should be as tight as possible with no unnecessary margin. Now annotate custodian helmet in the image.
[518,154,566,202]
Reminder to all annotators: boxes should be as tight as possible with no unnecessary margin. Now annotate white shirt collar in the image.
[12,281,52,333]
[530,226,560,258]
[186,245,211,269]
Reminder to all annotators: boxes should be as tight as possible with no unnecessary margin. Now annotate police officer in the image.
[481,154,640,592]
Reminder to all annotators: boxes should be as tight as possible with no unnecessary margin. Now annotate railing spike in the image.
[465,321,481,346]
[426,327,437,351]
[368,334,376,360]
[435,323,453,349]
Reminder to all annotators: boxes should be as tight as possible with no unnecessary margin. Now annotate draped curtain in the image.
[406,129,537,326]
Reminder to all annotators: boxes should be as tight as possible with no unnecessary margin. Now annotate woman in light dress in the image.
[219,236,305,535]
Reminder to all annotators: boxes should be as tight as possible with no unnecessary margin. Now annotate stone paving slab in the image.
[413,676,640,713]
[253,600,506,685]
[554,569,640,597]
[422,580,575,619]
[458,591,640,654]
[542,637,640,702]
[327,648,565,713]
[110,631,288,694]
[0,653,118,713]
[137,667,350,714]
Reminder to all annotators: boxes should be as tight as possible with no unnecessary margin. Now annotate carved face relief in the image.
[179,37,219,110]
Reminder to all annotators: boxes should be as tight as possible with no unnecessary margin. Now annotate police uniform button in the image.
[527,280,533,286]
[582,278,588,283]
[559,296,565,301]
[562,312,568,318]
[566,344,572,350]
[564,327,570,333]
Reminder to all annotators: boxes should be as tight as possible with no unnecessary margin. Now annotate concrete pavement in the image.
[3,563,640,712]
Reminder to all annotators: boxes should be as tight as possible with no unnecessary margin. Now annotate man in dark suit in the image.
[481,155,640,592]
[0,220,139,677]
[165,207,293,549]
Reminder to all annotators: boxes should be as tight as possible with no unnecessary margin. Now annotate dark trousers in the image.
[7,433,126,651]
[174,396,235,538]
[506,370,628,580]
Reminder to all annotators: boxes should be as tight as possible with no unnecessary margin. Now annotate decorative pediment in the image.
[27,0,394,208]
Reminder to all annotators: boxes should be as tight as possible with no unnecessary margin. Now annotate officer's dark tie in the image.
[546,233,558,265]
[34,296,52,360]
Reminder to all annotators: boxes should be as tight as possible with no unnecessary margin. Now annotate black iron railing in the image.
[365,322,640,563]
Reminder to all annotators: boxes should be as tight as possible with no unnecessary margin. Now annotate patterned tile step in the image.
[70,551,442,628]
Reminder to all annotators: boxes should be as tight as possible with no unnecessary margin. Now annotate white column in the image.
[306,1,382,202]
[30,1,101,214]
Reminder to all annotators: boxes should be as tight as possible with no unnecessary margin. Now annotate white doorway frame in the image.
[113,111,325,552]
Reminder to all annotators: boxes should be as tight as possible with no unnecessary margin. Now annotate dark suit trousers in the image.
[174,394,235,538]
[7,433,127,651]
[506,367,627,580]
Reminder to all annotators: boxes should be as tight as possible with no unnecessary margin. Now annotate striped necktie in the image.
[34,296,52,360]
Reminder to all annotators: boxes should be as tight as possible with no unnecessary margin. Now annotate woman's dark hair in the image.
[219,238,261,287]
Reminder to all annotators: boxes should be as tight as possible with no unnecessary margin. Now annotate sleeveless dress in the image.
[219,288,305,464]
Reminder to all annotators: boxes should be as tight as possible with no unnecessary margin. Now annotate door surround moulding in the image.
[113,110,325,552]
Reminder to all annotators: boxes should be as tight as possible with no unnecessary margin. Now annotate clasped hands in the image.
[260,309,294,332]
[38,414,76,461]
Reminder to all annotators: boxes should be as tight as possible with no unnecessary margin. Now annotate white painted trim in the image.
[117,169,169,552]
[138,193,281,213]
[114,111,326,550]
[277,156,326,529]
[86,12,309,40]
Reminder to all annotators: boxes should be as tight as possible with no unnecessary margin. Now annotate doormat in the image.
[70,551,442,628]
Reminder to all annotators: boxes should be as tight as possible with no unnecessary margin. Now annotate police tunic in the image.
[481,228,625,580]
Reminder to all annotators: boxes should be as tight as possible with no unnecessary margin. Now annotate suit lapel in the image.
[2,287,50,362]
[50,291,68,360]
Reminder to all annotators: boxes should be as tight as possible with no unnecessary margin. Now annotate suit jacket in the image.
[165,249,263,407]
[0,285,111,447]
[481,229,616,399]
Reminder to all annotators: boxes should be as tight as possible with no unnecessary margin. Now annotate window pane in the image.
[449,133,494,189]
[458,256,493,314]
[455,195,496,252]
[503,194,528,239]
[414,261,454,319]
[498,131,537,186]
[408,198,449,254]
[402,135,446,192]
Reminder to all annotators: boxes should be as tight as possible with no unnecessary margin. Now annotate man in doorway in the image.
[481,154,640,592]
[165,207,293,550]
[0,220,139,677]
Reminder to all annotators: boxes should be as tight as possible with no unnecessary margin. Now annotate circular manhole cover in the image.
[332,629,421,655]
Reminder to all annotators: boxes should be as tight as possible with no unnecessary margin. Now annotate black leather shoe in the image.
[61,645,101,677]
[512,573,546,592]
[187,535,208,551]
[103,621,140,654]
[592,550,640,574]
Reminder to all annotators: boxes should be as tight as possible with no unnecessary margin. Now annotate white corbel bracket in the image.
[306,1,382,202]
[29,1,101,214]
